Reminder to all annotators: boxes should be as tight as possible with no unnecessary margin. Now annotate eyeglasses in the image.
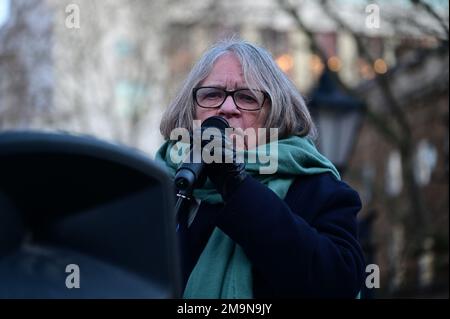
[193,87,268,111]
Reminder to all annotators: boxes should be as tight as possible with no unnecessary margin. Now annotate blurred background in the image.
[0,0,448,298]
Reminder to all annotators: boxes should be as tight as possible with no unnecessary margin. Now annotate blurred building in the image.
[1,0,446,152]
[347,47,449,297]
[0,0,172,155]
[0,0,448,298]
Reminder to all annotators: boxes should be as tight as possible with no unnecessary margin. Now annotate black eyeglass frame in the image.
[193,86,269,111]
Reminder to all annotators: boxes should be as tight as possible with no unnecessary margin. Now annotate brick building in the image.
[347,48,449,297]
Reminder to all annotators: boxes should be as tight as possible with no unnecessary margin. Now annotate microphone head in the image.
[201,116,229,131]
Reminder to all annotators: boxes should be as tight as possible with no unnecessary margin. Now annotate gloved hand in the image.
[199,126,248,201]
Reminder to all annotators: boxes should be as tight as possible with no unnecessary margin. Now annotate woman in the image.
[156,39,365,298]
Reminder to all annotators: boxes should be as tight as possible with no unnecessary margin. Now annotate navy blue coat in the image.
[178,173,366,298]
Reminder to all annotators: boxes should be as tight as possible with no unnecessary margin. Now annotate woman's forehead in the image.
[199,56,245,88]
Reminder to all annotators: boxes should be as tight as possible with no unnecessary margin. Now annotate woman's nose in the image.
[218,95,240,115]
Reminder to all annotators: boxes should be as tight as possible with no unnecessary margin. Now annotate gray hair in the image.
[160,38,317,140]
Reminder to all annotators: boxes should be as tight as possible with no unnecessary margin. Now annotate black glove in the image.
[200,127,248,201]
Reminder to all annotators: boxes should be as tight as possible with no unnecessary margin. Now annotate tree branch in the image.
[321,0,412,143]
[411,0,449,40]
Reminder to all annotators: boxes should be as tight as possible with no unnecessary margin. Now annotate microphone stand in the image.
[174,160,205,232]
[175,187,193,232]
[174,165,202,232]
[173,186,189,234]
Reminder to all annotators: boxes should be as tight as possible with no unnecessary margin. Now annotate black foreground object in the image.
[0,131,180,298]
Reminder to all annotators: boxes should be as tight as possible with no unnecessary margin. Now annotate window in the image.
[385,150,403,196]
[414,139,438,186]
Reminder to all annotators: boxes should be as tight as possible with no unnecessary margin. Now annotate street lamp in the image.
[309,69,365,173]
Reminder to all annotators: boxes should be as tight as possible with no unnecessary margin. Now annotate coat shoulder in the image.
[285,173,362,221]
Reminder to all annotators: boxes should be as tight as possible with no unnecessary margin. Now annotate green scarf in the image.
[155,135,340,298]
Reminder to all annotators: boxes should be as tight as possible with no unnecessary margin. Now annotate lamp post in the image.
[310,70,372,299]
[309,69,365,174]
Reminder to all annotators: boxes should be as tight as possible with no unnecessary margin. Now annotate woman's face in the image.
[195,53,269,148]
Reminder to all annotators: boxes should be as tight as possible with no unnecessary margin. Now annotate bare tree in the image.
[0,0,175,153]
[0,0,53,129]
[277,0,448,294]
[47,0,171,151]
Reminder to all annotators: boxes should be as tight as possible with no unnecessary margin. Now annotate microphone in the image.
[174,116,229,194]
